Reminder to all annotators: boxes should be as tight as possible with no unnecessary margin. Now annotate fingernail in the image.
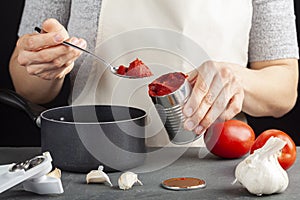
[185,120,195,131]
[70,38,79,44]
[184,107,193,117]
[79,40,87,48]
[54,34,64,43]
[195,126,203,135]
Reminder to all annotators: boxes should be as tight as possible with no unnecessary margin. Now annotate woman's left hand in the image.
[183,61,245,135]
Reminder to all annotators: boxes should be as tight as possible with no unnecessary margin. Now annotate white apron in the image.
[73,0,253,147]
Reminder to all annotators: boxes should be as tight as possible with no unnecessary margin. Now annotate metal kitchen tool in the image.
[150,79,201,144]
[0,152,64,195]
[34,27,145,79]
[9,155,45,172]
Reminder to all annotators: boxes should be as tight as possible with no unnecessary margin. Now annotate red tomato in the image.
[204,120,256,159]
[250,129,296,170]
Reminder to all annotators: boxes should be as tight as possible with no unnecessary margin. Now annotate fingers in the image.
[17,32,65,51]
[219,90,244,121]
[30,64,74,80]
[183,61,244,135]
[183,61,216,118]
[18,37,85,66]
[17,18,69,51]
[184,75,227,133]
[15,18,87,81]
[186,68,198,86]
[42,18,67,34]
[17,37,86,80]
[194,88,233,135]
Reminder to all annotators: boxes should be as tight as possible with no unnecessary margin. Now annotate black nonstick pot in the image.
[0,89,147,173]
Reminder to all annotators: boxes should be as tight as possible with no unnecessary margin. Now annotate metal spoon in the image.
[34,27,143,79]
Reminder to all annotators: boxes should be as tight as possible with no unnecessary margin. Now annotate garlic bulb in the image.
[86,166,113,187]
[118,171,143,190]
[234,136,289,196]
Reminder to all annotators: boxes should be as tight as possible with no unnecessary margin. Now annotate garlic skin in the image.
[47,168,61,179]
[234,136,289,196]
[118,171,143,190]
[86,166,113,187]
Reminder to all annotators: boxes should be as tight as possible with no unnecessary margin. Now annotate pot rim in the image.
[40,104,147,125]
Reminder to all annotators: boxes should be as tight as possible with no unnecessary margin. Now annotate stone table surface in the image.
[0,147,299,200]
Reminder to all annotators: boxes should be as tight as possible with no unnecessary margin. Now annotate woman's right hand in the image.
[16,18,86,80]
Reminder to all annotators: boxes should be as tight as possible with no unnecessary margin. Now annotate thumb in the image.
[42,18,69,41]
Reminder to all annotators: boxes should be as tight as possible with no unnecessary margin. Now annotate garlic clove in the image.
[118,171,143,190]
[47,168,62,179]
[86,165,113,187]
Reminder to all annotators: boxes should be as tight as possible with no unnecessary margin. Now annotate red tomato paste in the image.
[116,58,153,78]
[148,72,188,96]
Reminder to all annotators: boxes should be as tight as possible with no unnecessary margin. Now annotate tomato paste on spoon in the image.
[116,58,153,78]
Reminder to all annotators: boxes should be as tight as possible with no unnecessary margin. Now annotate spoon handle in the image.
[33,27,145,79]
[34,27,109,65]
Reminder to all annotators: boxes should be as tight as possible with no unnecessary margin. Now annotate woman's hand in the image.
[16,18,86,80]
[183,61,245,135]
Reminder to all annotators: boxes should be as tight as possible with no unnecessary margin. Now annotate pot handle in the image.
[0,89,46,127]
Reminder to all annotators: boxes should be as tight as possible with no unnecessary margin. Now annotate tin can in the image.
[150,79,201,144]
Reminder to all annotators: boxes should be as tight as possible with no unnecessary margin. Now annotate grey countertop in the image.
[0,147,299,200]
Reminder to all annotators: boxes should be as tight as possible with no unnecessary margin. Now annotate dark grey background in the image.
[0,0,299,146]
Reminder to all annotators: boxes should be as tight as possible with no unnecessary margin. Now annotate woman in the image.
[9,0,299,146]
